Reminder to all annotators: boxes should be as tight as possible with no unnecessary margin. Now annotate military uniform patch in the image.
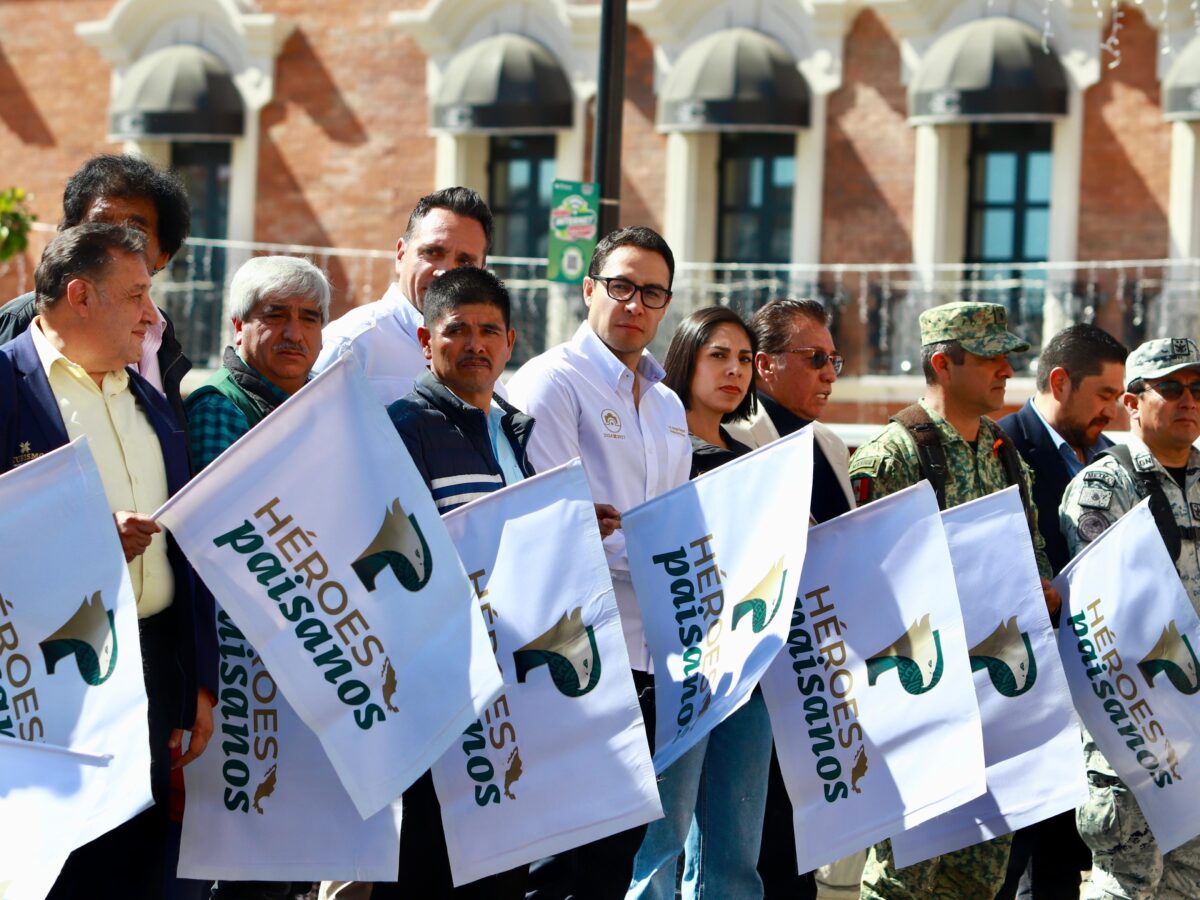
[1083,471,1118,489]
[1079,486,1113,510]
[1173,338,1190,357]
[1077,511,1110,542]
[853,476,872,504]
[1191,503,1200,521]
[1134,453,1155,471]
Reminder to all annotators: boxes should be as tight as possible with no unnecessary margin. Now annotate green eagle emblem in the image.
[513,607,602,697]
[866,614,944,695]
[39,591,118,686]
[731,558,788,633]
[969,617,1038,698]
[1138,621,1200,695]
[352,498,433,592]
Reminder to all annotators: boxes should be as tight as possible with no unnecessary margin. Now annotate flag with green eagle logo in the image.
[1054,500,1200,853]
[156,354,504,819]
[433,460,661,885]
[623,427,814,773]
[759,481,984,874]
[891,486,1087,867]
[0,440,149,890]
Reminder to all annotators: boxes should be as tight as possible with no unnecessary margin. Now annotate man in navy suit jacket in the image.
[0,223,215,900]
[995,323,1127,900]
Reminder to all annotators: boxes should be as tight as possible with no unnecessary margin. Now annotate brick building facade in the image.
[0,0,1194,421]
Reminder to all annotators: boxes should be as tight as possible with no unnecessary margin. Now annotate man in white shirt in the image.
[314,186,493,405]
[507,225,692,899]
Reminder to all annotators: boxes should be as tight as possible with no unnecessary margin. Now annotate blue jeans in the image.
[627,689,772,899]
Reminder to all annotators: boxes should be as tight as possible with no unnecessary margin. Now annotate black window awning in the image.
[109,45,245,140]
[658,28,810,132]
[1164,34,1200,120]
[432,34,573,133]
[909,17,1068,125]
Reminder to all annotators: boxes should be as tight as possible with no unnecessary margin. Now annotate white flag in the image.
[623,428,814,772]
[891,486,1087,866]
[433,460,662,885]
[1054,500,1200,853]
[760,482,986,874]
[157,355,504,818]
[178,605,402,882]
[0,440,151,890]
[0,738,109,899]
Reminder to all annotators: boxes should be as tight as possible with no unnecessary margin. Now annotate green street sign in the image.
[547,180,599,284]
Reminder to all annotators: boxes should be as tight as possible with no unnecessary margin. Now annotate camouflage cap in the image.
[918,302,1030,356]
[1125,338,1200,389]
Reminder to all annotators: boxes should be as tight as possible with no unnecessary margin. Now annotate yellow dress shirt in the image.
[31,319,174,616]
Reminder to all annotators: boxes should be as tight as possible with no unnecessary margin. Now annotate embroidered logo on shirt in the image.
[13,440,41,465]
[601,409,622,434]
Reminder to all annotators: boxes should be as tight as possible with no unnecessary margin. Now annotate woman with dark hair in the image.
[661,306,758,474]
[627,307,772,899]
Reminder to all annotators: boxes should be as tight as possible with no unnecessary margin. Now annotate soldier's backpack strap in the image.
[890,404,948,510]
[1100,444,1186,562]
[991,427,1038,540]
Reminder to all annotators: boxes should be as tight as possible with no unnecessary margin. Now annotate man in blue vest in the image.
[0,223,214,900]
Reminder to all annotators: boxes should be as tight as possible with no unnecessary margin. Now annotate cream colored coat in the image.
[725,404,856,513]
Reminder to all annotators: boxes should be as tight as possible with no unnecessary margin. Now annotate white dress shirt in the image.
[507,322,692,670]
[314,283,428,406]
[137,304,168,394]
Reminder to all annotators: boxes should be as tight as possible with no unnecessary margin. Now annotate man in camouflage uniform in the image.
[1060,337,1200,899]
[849,301,1056,900]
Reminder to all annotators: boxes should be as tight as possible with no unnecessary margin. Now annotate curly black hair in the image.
[61,154,191,260]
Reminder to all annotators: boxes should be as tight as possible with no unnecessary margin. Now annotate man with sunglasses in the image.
[850,302,1055,900]
[725,297,859,899]
[507,225,692,898]
[1059,338,1200,899]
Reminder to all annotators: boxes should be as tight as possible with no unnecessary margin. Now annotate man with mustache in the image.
[183,255,330,900]
[1060,338,1200,900]
[994,324,1126,900]
[848,301,1055,900]
[332,265,532,900]
[186,255,330,470]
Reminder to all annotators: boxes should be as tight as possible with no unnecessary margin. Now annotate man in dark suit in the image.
[0,223,214,900]
[995,322,1127,899]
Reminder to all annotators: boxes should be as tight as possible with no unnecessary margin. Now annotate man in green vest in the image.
[186,255,330,471]
[184,256,329,899]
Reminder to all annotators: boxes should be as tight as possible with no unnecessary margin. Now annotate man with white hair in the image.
[183,255,330,900]
[186,255,330,470]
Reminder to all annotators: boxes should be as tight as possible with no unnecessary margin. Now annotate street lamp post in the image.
[592,0,628,238]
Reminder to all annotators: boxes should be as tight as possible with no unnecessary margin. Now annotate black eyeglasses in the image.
[592,276,672,310]
[1142,379,1200,401]
[777,347,844,375]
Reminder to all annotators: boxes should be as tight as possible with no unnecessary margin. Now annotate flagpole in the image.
[592,0,628,238]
